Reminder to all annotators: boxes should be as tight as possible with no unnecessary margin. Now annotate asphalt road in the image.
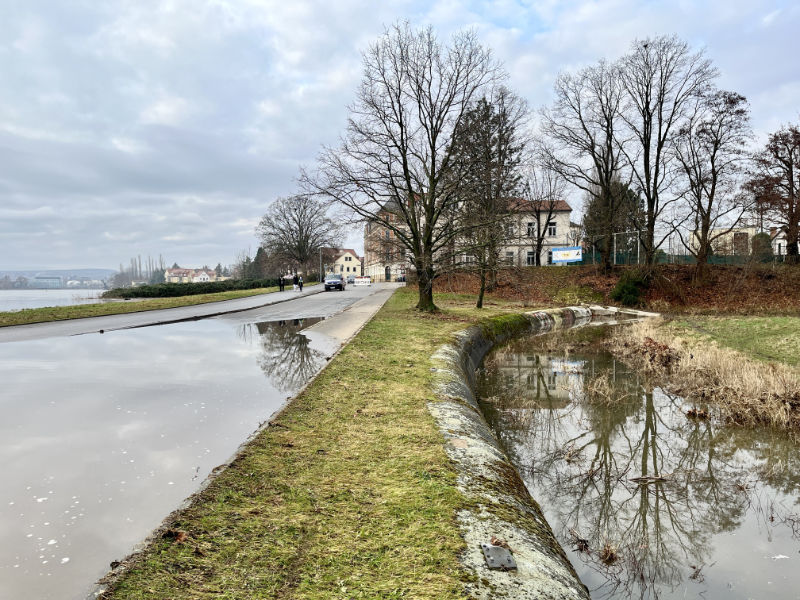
[0,283,393,343]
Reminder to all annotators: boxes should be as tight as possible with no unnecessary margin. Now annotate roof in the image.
[335,249,360,260]
[506,198,572,212]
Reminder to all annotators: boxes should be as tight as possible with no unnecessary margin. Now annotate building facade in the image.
[362,199,577,280]
[331,249,363,277]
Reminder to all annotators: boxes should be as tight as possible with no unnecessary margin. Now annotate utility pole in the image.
[319,247,323,283]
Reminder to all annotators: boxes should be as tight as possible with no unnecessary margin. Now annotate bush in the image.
[103,279,279,299]
[610,269,649,307]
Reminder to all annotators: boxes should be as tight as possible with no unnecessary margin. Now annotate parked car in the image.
[324,273,346,291]
[346,275,356,284]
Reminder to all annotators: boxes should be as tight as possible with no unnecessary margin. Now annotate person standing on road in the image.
[298,276,304,292]
[278,274,285,292]
[293,273,299,291]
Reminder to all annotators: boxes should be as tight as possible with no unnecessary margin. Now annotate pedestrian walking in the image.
[298,276,304,292]
[293,273,299,292]
[278,275,285,292]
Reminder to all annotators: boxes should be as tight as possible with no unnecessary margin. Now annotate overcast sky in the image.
[1,0,798,270]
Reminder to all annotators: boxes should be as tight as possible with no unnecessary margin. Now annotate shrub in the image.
[103,279,279,299]
[610,269,649,307]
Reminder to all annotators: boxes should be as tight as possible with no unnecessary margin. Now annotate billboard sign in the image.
[552,246,583,263]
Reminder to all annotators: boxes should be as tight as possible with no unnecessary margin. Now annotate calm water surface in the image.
[0,289,106,312]
[0,317,324,600]
[477,337,800,600]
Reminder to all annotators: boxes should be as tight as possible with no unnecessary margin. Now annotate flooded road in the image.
[0,285,385,600]
[477,336,800,600]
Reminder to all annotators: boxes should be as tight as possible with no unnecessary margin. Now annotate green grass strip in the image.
[669,316,800,367]
[102,288,525,599]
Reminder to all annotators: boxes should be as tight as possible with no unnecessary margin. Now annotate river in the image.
[477,333,800,600]
[0,289,107,312]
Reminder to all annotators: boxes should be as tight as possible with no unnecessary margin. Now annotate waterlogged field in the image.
[478,337,800,600]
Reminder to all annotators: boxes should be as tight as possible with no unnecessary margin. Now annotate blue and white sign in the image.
[552,246,583,263]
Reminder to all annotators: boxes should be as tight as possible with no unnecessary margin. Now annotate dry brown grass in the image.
[608,319,800,431]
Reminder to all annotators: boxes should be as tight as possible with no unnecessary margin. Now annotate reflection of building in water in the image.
[488,351,586,408]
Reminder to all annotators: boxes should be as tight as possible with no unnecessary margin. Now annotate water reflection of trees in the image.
[478,349,800,599]
[237,319,325,393]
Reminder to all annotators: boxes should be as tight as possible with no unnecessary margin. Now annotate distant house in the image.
[689,227,759,256]
[331,249,363,277]
[770,227,800,257]
[165,268,219,283]
[31,276,62,289]
[362,197,577,281]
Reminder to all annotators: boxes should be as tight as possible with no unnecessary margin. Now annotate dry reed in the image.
[607,319,800,431]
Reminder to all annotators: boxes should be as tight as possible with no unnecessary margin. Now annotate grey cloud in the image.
[1,0,798,269]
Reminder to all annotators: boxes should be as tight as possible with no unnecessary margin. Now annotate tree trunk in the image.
[476,265,486,309]
[786,225,799,265]
[693,245,710,284]
[600,236,613,273]
[415,259,437,312]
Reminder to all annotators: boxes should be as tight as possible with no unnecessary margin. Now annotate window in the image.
[505,251,514,266]
[547,221,557,237]
[547,250,553,265]
[345,256,352,261]
[526,251,536,266]
[547,372,556,390]
[385,230,390,240]
[527,222,536,237]
[505,223,515,237]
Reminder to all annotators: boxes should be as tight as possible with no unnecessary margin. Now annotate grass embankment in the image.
[0,287,280,327]
[101,288,528,600]
[436,263,800,315]
[668,316,800,367]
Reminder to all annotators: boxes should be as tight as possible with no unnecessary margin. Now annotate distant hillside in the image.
[0,268,116,280]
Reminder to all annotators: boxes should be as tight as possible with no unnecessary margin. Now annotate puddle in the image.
[477,336,800,600]
[0,317,325,600]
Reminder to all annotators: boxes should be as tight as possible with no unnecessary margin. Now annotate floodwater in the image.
[0,316,325,600]
[0,289,106,312]
[477,337,800,600]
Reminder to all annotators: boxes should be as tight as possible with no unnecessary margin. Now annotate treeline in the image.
[103,278,282,299]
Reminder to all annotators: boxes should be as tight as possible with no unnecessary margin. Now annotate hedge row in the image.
[102,279,283,299]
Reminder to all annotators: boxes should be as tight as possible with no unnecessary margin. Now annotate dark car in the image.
[324,274,346,291]
[346,275,356,284]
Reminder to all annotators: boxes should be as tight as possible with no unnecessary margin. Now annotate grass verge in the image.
[667,316,800,367]
[100,288,525,600]
[0,287,283,327]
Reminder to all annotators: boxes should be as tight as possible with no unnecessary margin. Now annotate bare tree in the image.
[256,195,342,277]
[518,165,566,266]
[539,59,627,271]
[618,35,718,265]
[449,88,528,307]
[672,90,752,281]
[304,23,500,311]
[747,123,800,264]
